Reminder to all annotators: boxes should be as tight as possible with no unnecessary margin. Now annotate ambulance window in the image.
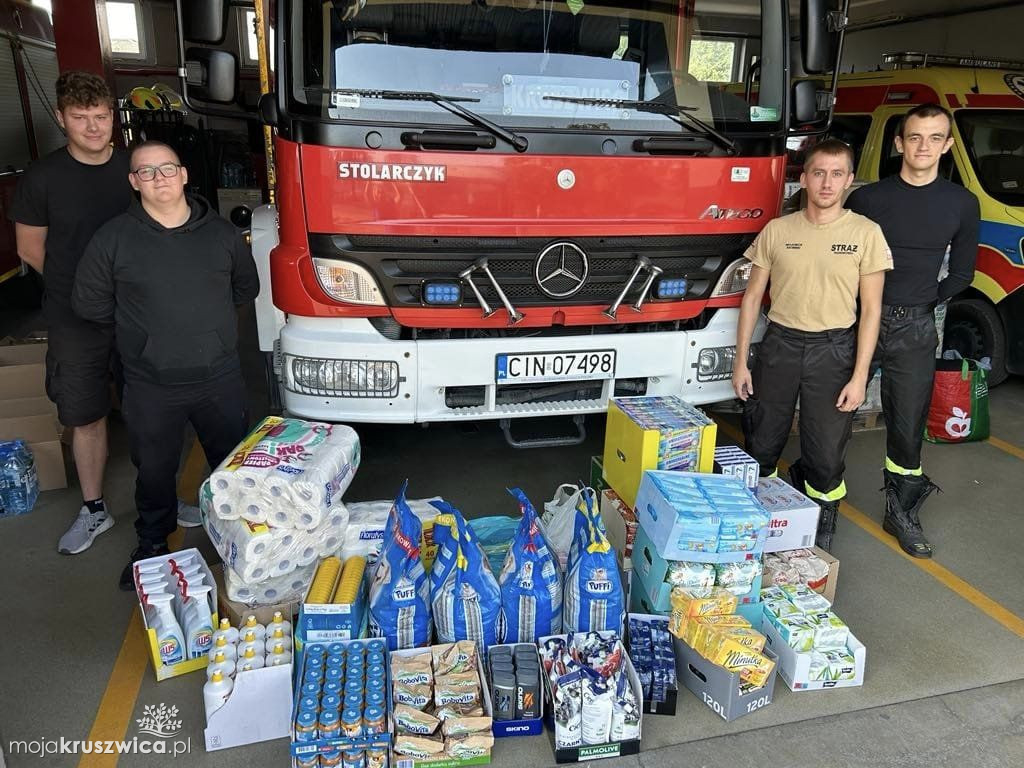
[827,115,870,171]
[879,116,903,178]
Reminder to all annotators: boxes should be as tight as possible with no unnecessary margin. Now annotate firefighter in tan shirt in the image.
[732,139,892,551]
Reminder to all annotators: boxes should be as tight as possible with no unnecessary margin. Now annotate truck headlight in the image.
[711,259,753,297]
[286,356,400,398]
[695,343,758,382]
[697,346,736,381]
[313,258,385,305]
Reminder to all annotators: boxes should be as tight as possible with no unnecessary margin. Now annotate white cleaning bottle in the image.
[241,614,266,640]
[207,650,236,680]
[212,618,239,646]
[236,646,265,672]
[208,634,237,662]
[266,611,293,637]
[203,670,233,721]
[264,627,293,653]
[183,584,214,659]
[267,642,291,667]
[238,629,263,659]
[146,592,186,666]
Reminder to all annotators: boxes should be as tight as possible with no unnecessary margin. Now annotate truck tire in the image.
[944,298,1008,387]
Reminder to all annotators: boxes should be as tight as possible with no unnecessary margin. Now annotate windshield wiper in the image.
[542,95,736,155]
[309,87,529,153]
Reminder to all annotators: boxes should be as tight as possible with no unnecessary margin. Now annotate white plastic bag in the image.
[542,484,586,570]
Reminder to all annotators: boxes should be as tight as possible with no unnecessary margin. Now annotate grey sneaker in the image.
[177,499,202,528]
[58,506,115,555]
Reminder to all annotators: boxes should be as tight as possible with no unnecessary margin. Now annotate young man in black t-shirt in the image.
[11,72,130,554]
[846,104,980,559]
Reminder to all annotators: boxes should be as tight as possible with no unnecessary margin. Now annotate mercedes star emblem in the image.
[534,242,589,299]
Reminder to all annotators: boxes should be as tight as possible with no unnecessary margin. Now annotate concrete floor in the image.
[1,286,1023,767]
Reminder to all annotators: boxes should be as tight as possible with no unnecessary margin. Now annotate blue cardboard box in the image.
[635,472,768,562]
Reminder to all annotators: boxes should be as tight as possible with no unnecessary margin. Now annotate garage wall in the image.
[842,6,1024,72]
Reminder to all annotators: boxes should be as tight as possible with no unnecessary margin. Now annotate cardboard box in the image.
[626,613,678,716]
[598,489,637,570]
[590,455,608,495]
[632,524,761,613]
[635,472,767,563]
[0,414,67,491]
[674,636,777,721]
[0,396,55,420]
[762,617,866,692]
[390,645,492,768]
[755,478,821,553]
[134,548,217,681]
[212,565,298,628]
[205,661,293,751]
[763,547,839,604]
[713,446,760,490]
[602,397,717,508]
[297,559,366,644]
[538,632,643,763]
[488,643,544,738]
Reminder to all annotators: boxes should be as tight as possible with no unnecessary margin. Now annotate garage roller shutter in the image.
[0,41,31,171]
[21,42,64,158]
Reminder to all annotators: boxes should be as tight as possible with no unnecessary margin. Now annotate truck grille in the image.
[309,233,754,308]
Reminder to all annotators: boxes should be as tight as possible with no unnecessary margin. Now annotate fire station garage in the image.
[0,1,1022,767]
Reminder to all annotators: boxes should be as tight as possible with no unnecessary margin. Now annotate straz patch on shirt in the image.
[338,162,447,182]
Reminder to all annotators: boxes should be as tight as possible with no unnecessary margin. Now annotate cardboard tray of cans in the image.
[388,644,494,768]
[538,632,644,764]
[290,638,391,768]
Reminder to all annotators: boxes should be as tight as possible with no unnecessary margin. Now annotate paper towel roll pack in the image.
[200,417,362,606]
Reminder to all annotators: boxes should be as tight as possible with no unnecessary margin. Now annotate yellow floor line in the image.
[713,416,1024,640]
[988,435,1024,462]
[78,437,205,768]
[77,611,151,768]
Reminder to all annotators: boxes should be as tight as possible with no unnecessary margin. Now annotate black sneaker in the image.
[119,542,171,592]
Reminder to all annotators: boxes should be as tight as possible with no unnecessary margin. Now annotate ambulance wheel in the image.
[944,298,1007,386]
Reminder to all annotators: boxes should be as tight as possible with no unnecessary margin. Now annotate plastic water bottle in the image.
[0,441,39,516]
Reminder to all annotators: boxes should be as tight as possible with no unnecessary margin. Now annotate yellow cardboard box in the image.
[602,399,717,508]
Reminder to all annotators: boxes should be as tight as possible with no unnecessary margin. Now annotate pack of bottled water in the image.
[0,440,39,517]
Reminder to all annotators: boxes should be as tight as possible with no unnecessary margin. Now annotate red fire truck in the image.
[221,0,845,441]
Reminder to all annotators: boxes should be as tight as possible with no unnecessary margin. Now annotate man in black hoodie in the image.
[73,140,260,589]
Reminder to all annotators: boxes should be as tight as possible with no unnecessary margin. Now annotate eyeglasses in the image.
[132,163,182,181]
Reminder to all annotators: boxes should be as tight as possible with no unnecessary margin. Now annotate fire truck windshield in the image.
[287,0,786,141]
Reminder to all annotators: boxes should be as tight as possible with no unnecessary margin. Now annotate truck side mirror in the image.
[182,0,228,45]
[185,48,238,104]
[801,0,839,75]
[258,92,279,127]
[792,80,825,124]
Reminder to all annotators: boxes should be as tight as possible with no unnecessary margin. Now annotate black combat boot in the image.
[788,459,807,494]
[882,470,938,559]
[814,500,840,552]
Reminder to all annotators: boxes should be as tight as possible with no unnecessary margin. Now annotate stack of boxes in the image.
[596,396,779,720]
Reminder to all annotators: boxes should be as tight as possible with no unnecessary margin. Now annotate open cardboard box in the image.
[389,645,493,768]
[205,656,293,751]
[133,548,217,681]
[625,613,678,716]
[538,632,644,764]
[761,615,865,692]
[212,564,298,628]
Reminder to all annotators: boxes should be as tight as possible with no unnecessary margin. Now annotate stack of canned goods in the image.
[294,639,389,768]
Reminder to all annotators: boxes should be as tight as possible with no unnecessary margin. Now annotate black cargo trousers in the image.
[869,303,938,475]
[742,323,856,501]
[122,370,248,547]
